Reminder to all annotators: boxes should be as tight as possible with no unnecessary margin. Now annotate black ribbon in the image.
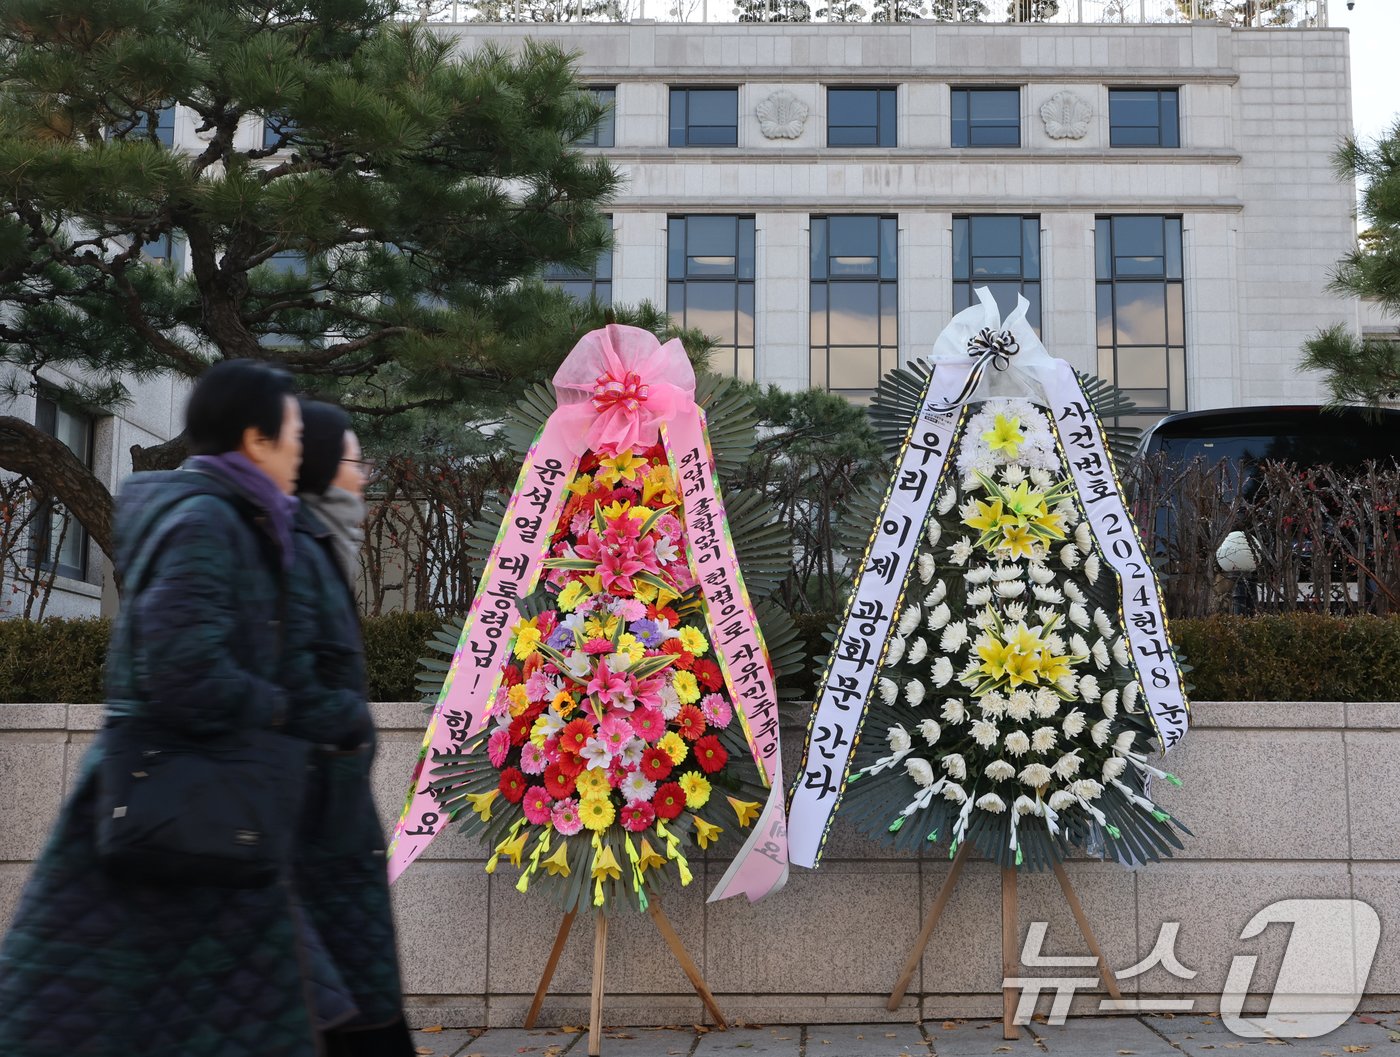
[967,327,1020,369]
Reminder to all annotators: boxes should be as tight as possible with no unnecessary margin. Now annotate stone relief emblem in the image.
[1039,90,1094,140]
[756,90,809,140]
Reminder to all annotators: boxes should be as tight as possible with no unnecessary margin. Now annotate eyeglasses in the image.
[345,457,377,475]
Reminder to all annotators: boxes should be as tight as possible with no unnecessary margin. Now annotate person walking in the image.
[288,400,413,1057]
[0,360,331,1057]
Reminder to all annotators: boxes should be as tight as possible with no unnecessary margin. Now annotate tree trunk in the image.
[130,435,189,473]
[0,416,114,559]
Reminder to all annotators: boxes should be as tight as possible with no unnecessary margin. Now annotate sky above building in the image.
[1332,1,1396,145]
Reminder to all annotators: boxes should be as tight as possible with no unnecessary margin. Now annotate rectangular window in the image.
[140,233,180,268]
[953,215,1042,335]
[827,87,897,148]
[669,88,739,148]
[542,218,613,306]
[1109,88,1180,148]
[951,88,1020,148]
[810,215,898,402]
[1095,215,1186,424]
[263,114,298,150]
[31,396,94,580]
[667,215,755,379]
[146,105,176,147]
[577,87,616,148]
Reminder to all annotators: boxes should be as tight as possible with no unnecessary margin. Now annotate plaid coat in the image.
[0,466,346,1057]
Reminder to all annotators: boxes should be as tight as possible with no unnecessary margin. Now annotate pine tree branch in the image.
[0,415,113,559]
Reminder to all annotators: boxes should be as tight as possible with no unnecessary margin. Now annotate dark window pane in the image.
[596,282,612,306]
[1110,91,1161,127]
[668,218,685,279]
[811,218,828,279]
[969,90,1018,122]
[878,89,897,147]
[984,282,1024,322]
[668,281,684,315]
[1022,282,1042,331]
[973,256,1022,278]
[880,217,898,279]
[954,284,971,313]
[595,244,612,280]
[686,125,737,147]
[953,218,970,279]
[1160,92,1180,147]
[668,90,688,147]
[829,125,878,147]
[970,124,1020,147]
[1111,125,1163,147]
[830,215,879,259]
[971,215,1021,258]
[688,89,737,128]
[829,89,877,127]
[738,217,756,278]
[1165,218,1183,279]
[1095,218,1112,279]
[1114,216,1166,270]
[1022,219,1040,279]
[687,216,738,276]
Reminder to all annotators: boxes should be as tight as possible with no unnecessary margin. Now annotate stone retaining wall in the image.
[2,701,1395,1027]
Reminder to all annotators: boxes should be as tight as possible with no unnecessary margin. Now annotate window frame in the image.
[30,394,95,581]
[1108,87,1181,149]
[668,87,740,149]
[950,87,1022,149]
[666,214,756,380]
[577,87,617,149]
[952,214,1042,335]
[826,86,898,149]
[542,216,614,306]
[809,214,899,402]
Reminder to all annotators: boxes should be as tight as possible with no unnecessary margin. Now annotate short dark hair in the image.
[184,360,296,456]
[297,399,351,496]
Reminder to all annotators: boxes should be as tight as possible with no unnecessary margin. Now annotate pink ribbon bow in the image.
[552,324,696,455]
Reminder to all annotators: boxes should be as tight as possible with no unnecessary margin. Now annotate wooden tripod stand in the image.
[886,844,1123,1040]
[523,895,727,1056]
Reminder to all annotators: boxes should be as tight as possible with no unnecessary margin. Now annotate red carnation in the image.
[556,753,586,779]
[646,603,680,625]
[660,640,696,671]
[498,767,527,804]
[500,665,524,689]
[675,705,706,742]
[653,781,686,821]
[693,735,728,775]
[543,762,577,800]
[620,801,656,833]
[559,718,594,756]
[640,746,673,783]
[693,659,724,692]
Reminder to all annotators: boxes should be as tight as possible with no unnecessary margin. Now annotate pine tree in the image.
[928,0,988,21]
[0,0,622,557]
[871,0,926,22]
[816,0,867,19]
[1008,0,1058,20]
[1301,119,1400,409]
[734,0,813,21]
[1173,0,1310,25]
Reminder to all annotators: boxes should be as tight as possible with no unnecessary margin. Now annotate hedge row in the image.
[2,612,1397,705]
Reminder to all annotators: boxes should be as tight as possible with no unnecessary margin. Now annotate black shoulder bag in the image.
[95,501,312,889]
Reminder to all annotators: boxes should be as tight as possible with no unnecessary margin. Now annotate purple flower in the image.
[629,618,661,646]
[547,625,574,650]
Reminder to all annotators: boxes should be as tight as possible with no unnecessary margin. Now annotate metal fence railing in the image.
[406,0,1327,26]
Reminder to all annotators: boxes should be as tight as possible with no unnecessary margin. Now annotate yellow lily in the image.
[591,843,622,882]
[964,498,1014,536]
[692,815,723,850]
[981,413,1025,458]
[727,797,762,828]
[976,636,1016,681]
[466,790,498,823]
[1001,524,1039,561]
[542,843,572,878]
[636,838,666,876]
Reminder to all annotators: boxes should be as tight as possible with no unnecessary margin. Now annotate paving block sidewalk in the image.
[409,1013,1400,1057]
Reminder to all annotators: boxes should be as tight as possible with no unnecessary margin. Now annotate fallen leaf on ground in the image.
[943,1021,959,1030]
[561,1025,584,1033]
[419,1026,444,1034]
[1344,1047,1371,1053]
[414,1049,433,1056]
[994,1046,1013,1053]
[1360,1017,1383,1025]
[1118,1049,1136,1054]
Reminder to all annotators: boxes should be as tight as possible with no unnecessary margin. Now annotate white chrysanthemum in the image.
[1062,709,1087,738]
[1006,691,1035,722]
[919,718,941,745]
[1001,464,1027,487]
[925,580,948,606]
[1013,795,1038,816]
[1102,757,1128,781]
[1091,639,1110,670]
[958,499,979,522]
[927,603,951,631]
[926,520,942,547]
[1069,603,1091,629]
[1075,521,1093,552]
[1048,789,1077,811]
[995,581,1025,599]
[885,635,907,666]
[1085,554,1101,584]
[906,679,927,707]
[897,605,922,637]
[1060,544,1081,569]
[1005,730,1031,757]
[917,553,937,585]
[1063,581,1087,605]
[950,538,974,565]
[1078,674,1102,703]
[1003,601,1028,623]
[1036,605,1059,625]
[966,565,993,585]
[971,719,1000,748]
[968,586,993,606]
[1070,778,1103,801]
[1032,726,1058,753]
[1032,585,1065,605]
[1044,632,1067,655]
[940,621,969,653]
[937,489,958,516]
[906,757,936,788]
[1123,680,1142,711]
[1028,562,1055,586]
[1114,730,1137,753]
[1029,467,1053,489]
[1056,672,1078,696]
[1091,719,1112,746]
[1019,762,1053,788]
[976,793,1007,813]
[1100,689,1119,720]
[972,607,998,631]
[908,638,929,665]
[959,659,983,686]
[932,658,955,688]
[879,679,899,706]
[1093,608,1114,638]
[1112,637,1130,667]
[979,692,1008,719]
[943,783,968,803]
[943,753,967,779]
[942,698,967,725]
[993,564,1022,582]
[1070,633,1090,658]
[887,724,912,753]
[1034,688,1061,718]
[1054,751,1083,779]
[985,759,1016,782]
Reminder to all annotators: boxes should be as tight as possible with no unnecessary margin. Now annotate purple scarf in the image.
[187,452,299,569]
